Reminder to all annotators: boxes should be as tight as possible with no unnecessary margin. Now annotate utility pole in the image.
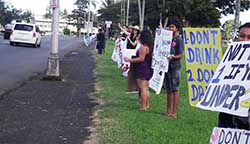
[87,1,91,36]
[121,0,126,25]
[138,0,145,30]
[126,0,130,26]
[44,0,61,80]
[234,0,241,33]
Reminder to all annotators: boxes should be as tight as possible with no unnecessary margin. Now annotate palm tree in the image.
[75,0,106,35]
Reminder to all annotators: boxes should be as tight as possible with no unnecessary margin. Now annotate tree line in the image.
[97,0,250,30]
[0,0,33,26]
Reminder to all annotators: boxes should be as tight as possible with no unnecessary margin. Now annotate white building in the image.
[34,15,98,35]
[34,15,76,34]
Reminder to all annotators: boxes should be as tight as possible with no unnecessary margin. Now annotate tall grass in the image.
[94,40,218,144]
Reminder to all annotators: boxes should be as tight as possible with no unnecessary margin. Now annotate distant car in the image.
[3,24,13,39]
[9,23,42,47]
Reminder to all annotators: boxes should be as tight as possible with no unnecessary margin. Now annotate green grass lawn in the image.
[94,40,219,144]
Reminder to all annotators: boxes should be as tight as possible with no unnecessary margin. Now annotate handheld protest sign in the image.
[149,28,172,94]
[210,127,250,144]
[183,28,223,106]
[197,41,250,117]
[151,28,172,72]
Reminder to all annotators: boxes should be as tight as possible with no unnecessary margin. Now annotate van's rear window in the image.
[14,24,33,31]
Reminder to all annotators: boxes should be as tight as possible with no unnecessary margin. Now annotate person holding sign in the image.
[119,24,141,93]
[218,22,250,130]
[127,25,140,49]
[161,19,184,118]
[124,29,154,111]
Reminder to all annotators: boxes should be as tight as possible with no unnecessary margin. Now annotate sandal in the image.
[161,112,172,117]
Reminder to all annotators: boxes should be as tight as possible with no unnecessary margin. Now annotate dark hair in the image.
[98,28,102,32]
[167,18,182,30]
[139,29,154,54]
[239,22,250,30]
[233,22,250,40]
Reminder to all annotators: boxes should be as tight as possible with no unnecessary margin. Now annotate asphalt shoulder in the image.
[0,44,97,144]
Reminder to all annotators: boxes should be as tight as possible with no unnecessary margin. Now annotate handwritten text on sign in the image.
[151,28,172,72]
[183,28,222,106]
[210,127,250,144]
[197,42,250,117]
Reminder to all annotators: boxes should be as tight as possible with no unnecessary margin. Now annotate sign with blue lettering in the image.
[210,127,250,144]
[197,41,250,117]
[183,28,223,106]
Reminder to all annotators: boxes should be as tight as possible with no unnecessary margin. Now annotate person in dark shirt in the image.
[127,25,140,49]
[96,28,106,54]
[161,18,184,118]
[218,22,250,130]
[124,29,154,111]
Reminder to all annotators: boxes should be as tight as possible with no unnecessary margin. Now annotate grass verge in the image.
[94,40,218,144]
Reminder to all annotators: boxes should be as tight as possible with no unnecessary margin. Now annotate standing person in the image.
[126,25,141,93]
[161,19,184,118]
[218,22,250,130]
[127,25,140,49]
[124,29,154,111]
[119,24,141,93]
[118,24,140,49]
[96,28,106,55]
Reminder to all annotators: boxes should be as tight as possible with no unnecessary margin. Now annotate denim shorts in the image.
[164,68,181,92]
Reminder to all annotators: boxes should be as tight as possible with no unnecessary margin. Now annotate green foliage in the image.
[221,20,235,40]
[185,0,220,27]
[63,27,71,35]
[104,0,114,7]
[20,10,33,23]
[43,6,52,19]
[94,40,218,144]
[0,0,22,25]
[214,0,250,15]
[61,9,69,19]
[98,0,249,30]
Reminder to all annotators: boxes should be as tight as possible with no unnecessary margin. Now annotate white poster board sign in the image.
[149,28,172,94]
[111,37,137,76]
[111,38,121,63]
[116,38,127,68]
[149,69,165,94]
[151,28,172,72]
[105,21,112,28]
[121,48,137,76]
[197,41,250,117]
[210,127,250,144]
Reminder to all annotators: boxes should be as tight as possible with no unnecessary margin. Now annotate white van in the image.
[9,23,42,48]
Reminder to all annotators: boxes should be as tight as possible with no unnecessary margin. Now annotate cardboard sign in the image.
[183,28,223,106]
[197,41,250,117]
[210,127,250,144]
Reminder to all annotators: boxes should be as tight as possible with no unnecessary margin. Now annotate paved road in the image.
[0,35,83,95]
[0,39,97,144]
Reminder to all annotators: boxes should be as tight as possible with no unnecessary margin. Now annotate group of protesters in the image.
[116,18,250,131]
[118,18,184,117]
